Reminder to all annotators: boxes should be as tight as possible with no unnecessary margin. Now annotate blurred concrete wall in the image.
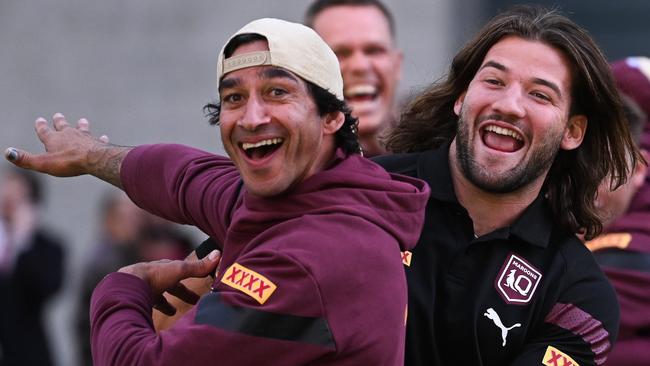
[0,1,463,365]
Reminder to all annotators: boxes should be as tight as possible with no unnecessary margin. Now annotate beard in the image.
[455,110,564,193]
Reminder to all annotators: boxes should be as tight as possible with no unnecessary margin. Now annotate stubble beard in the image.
[455,111,563,194]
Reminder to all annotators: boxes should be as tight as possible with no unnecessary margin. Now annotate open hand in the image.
[119,250,221,316]
[5,113,110,177]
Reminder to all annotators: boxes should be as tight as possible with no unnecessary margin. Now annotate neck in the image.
[359,134,387,157]
[448,141,545,237]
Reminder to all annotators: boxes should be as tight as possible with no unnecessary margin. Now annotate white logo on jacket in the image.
[496,253,542,304]
[484,308,521,347]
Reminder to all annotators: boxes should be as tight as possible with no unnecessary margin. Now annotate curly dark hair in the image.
[204,33,361,155]
[386,5,643,240]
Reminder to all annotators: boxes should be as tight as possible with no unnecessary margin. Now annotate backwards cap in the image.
[216,18,343,100]
[611,57,650,151]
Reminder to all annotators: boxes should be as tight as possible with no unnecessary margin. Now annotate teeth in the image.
[345,84,377,97]
[242,138,283,151]
[485,125,522,141]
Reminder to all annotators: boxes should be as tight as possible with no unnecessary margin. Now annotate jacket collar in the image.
[417,144,554,248]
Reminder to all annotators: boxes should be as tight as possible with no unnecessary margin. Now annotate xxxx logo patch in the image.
[221,263,277,305]
[542,345,579,366]
[495,253,542,304]
[401,251,412,266]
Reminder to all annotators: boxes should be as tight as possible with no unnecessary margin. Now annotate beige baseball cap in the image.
[216,18,344,100]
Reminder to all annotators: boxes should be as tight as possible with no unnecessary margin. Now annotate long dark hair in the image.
[387,5,642,239]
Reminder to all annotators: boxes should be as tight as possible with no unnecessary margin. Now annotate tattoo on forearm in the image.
[87,144,133,188]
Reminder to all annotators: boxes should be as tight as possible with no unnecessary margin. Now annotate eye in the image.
[364,45,387,56]
[485,78,503,86]
[221,92,243,105]
[531,91,551,102]
[270,88,288,97]
[334,48,352,59]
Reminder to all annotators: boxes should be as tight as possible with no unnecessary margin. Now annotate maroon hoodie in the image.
[590,58,650,366]
[90,144,429,366]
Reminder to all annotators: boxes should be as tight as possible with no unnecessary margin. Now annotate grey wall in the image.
[0,1,462,365]
[486,0,650,60]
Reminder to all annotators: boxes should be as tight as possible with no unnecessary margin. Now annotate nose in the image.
[238,95,271,131]
[491,85,526,119]
[343,50,372,75]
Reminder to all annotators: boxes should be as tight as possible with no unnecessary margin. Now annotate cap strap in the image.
[223,51,272,74]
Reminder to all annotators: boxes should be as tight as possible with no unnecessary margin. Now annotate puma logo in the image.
[484,308,521,347]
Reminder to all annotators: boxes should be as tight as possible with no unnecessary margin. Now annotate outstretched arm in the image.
[5,113,131,188]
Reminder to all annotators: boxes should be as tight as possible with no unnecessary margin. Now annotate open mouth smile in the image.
[344,84,379,103]
[481,124,524,153]
[240,138,284,160]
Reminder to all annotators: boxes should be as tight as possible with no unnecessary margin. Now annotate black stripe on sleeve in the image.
[195,292,336,350]
[195,237,220,259]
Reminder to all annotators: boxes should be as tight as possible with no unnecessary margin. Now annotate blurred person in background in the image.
[136,224,195,332]
[0,168,64,366]
[75,190,145,366]
[305,0,403,157]
[136,224,194,264]
[585,56,650,366]
[76,190,194,365]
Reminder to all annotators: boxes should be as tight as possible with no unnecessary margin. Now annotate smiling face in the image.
[451,36,587,194]
[218,40,343,197]
[312,5,402,140]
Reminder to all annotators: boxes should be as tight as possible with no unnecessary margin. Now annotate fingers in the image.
[166,282,200,305]
[35,117,52,144]
[187,250,221,278]
[52,113,70,131]
[76,117,109,143]
[4,147,38,170]
[4,147,20,163]
[76,117,106,139]
[36,114,100,137]
[77,118,90,132]
[153,296,177,316]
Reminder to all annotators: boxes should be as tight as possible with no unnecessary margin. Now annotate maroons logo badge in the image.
[495,253,542,305]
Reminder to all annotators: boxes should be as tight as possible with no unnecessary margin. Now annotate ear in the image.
[322,111,345,136]
[393,50,404,82]
[560,115,587,151]
[453,92,466,117]
[631,149,649,189]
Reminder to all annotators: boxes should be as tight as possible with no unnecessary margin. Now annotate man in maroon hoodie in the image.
[4,18,429,366]
[586,57,650,366]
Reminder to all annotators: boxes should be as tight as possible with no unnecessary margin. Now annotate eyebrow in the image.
[219,67,299,94]
[219,77,240,92]
[259,67,299,83]
[531,77,563,99]
[479,60,563,99]
[480,60,507,72]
